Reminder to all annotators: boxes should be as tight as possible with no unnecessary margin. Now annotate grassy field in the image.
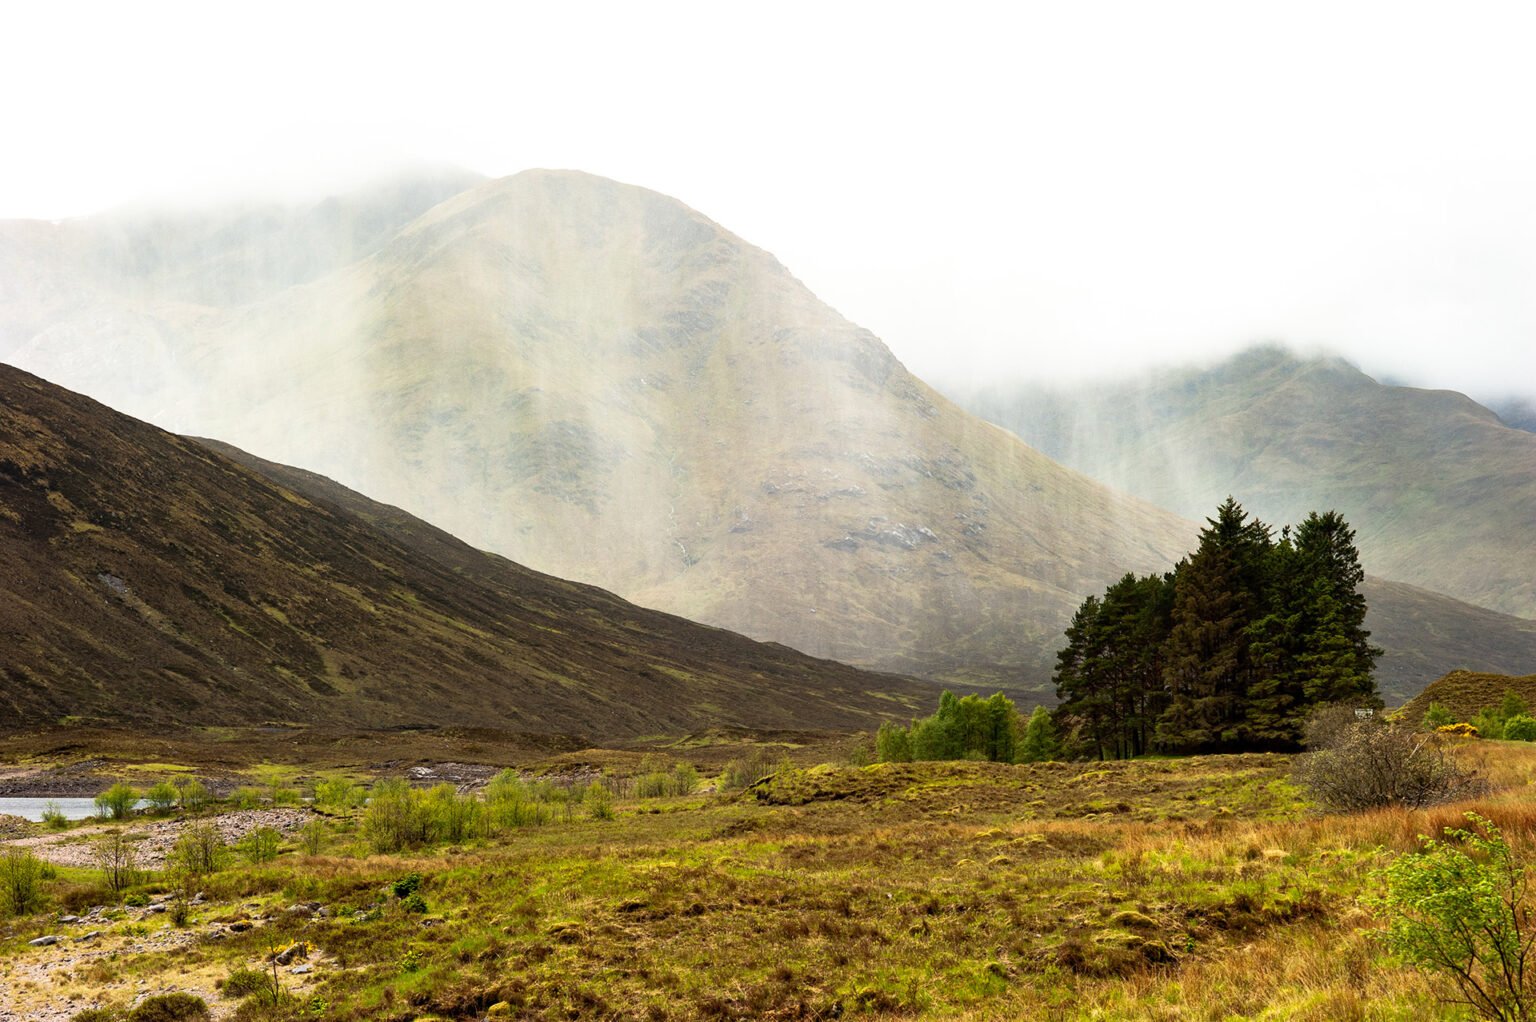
[7,739,1536,1021]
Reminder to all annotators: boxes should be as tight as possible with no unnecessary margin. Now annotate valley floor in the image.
[5,736,1536,1020]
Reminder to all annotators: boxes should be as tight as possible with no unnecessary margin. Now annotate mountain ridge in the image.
[0,361,933,736]
[954,344,1536,622]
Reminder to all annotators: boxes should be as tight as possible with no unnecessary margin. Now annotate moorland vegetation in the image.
[5,734,1536,1020]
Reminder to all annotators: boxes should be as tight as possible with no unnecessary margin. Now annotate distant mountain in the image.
[0,170,1198,693]
[1490,397,1536,434]
[0,363,934,736]
[955,345,1536,622]
[1362,580,1536,706]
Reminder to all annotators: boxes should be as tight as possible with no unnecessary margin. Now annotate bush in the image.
[671,763,700,796]
[297,819,326,856]
[145,781,178,813]
[171,823,227,877]
[1375,814,1534,1020]
[41,801,69,830]
[719,750,778,792]
[1422,701,1456,729]
[174,778,211,812]
[230,787,265,810]
[313,778,365,810]
[1,847,45,916]
[584,781,615,820]
[1503,715,1536,743]
[362,779,430,853]
[237,827,281,865]
[1295,707,1486,811]
[93,831,140,896]
[391,872,422,899]
[126,993,209,1021]
[222,967,276,999]
[1018,705,1062,763]
[95,783,139,820]
[875,721,912,763]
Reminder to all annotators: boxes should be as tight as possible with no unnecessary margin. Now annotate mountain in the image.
[0,169,1198,692]
[1361,580,1536,706]
[0,363,935,736]
[1490,397,1536,434]
[955,345,1536,622]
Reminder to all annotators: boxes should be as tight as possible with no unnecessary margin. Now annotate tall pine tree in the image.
[1156,497,1272,752]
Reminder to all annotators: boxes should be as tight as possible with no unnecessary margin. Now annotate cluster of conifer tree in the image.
[1053,498,1382,757]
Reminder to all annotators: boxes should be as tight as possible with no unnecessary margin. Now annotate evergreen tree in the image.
[1291,510,1382,709]
[1053,595,1115,758]
[1157,498,1272,752]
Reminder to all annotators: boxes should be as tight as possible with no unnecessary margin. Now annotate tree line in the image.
[1054,498,1381,757]
[876,691,1061,764]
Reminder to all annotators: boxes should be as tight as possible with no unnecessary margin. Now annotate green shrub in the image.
[584,781,615,820]
[171,823,227,876]
[95,783,139,820]
[363,779,430,853]
[423,783,483,843]
[313,778,365,810]
[1018,705,1063,762]
[1421,701,1456,729]
[222,968,274,999]
[635,771,670,798]
[237,827,282,865]
[41,801,69,830]
[875,721,913,763]
[69,1010,123,1022]
[391,872,422,899]
[401,892,428,914]
[1,847,45,916]
[230,787,264,810]
[173,778,211,812]
[93,831,140,896]
[1502,715,1536,743]
[126,992,209,1021]
[268,786,300,806]
[719,750,778,792]
[671,762,700,796]
[297,819,326,855]
[145,781,178,813]
[1375,813,1533,1020]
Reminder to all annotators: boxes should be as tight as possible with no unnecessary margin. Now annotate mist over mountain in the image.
[953,344,1536,623]
[1490,396,1536,434]
[0,169,1201,692]
[0,363,932,734]
[2,174,1529,706]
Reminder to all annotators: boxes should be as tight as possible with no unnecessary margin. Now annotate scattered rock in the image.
[290,963,313,975]
[75,931,102,943]
[28,935,61,946]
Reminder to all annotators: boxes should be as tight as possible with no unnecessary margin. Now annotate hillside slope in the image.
[0,170,1197,690]
[1399,670,1536,727]
[0,364,933,735]
[956,345,1536,621]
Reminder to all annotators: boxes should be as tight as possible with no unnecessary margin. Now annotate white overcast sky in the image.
[5,1,1534,403]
